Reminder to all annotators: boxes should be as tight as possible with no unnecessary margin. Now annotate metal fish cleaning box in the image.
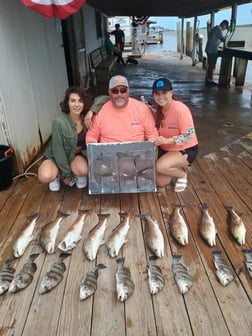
[87,141,156,194]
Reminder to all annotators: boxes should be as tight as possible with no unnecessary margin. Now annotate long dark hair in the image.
[155,93,178,129]
[60,86,87,116]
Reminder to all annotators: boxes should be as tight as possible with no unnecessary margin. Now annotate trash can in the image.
[0,145,14,190]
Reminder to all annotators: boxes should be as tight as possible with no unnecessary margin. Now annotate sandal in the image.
[174,178,187,192]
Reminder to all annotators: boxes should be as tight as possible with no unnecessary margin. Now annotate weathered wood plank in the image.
[91,193,125,336]
[121,193,157,336]
[139,191,193,336]
[57,189,101,336]
[157,185,231,336]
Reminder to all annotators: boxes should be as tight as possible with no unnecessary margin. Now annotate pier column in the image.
[235,58,248,86]
[219,53,232,87]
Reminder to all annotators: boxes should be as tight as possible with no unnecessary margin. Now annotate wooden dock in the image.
[0,133,251,336]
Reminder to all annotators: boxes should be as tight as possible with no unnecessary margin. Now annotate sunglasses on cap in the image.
[111,87,128,94]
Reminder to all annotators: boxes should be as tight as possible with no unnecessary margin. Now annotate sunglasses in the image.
[111,87,128,94]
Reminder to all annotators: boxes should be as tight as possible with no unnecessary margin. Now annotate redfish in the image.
[58,209,91,252]
[106,212,130,258]
[13,212,40,258]
[83,213,110,261]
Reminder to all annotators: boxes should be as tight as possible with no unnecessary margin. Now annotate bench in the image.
[90,47,117,81]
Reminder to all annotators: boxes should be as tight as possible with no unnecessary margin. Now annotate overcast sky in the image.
[150,3,252,29]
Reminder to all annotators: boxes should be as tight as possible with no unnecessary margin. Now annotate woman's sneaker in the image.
[75,176,87,189]
[49,176,60,191]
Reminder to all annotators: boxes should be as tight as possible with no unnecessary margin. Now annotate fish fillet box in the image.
[87,142,157,194]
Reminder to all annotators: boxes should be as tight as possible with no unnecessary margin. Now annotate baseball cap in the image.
[220,20,229,28]
[152,78,173,93]
[109,75,129,89]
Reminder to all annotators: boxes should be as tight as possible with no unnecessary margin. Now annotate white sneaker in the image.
[75,176,87,189]
[49,176,60,191]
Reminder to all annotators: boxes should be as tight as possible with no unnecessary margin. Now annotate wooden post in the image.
[186,21,192,57]
[235,58,248,86]
[180,18,184,60]
[177,21,181,52]
[219,53,232,87]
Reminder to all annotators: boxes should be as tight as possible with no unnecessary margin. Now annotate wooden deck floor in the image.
[0,133,251,336]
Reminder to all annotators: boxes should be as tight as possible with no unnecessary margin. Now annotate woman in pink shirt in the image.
[152,78,198,192]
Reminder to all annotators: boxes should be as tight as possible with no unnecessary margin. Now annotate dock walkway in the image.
[0,133,251,336]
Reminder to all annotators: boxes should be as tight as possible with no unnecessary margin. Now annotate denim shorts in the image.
[158,144,199,166]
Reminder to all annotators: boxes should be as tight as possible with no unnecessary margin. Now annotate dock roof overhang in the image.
[86,0,249,18]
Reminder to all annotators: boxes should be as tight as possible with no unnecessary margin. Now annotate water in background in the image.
[145,30,252,84]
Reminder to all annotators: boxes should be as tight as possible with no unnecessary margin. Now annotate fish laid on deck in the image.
[137,212,164,258]
[58,209,91,252]
[172,255,193,294]
[198,203,217,247]
[39,210,70,254]
[106,212,130,258]
[12,212,40,258]
[39,252,71,294]
[169,205,188,246]
[79,263,107,300]
[212,250,235,286]
[83,213,110,261]
[147,255,165,294]
[242,249,252,278]
[0,258,16,295]
[115,258,135,302]
[8,253,39,293]
[224,205,246,245]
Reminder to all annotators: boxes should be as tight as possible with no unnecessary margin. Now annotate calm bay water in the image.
[145,30,252,84]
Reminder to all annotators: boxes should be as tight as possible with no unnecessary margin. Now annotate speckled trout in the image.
[169,205,188,246]
[39,210,70,254]
[58,209,91,252]
[83,213,110,261]
[224,205,246,245]
[106,212,130,258]
[137,212,164,258]
[198,203,217,247]
[13,212,40,258]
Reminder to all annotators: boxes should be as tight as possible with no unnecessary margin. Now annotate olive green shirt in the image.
[45,113,81,178]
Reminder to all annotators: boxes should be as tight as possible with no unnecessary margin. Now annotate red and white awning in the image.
[21,0,86,19]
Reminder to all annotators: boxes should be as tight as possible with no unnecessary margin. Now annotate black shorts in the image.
[158,144,199,166]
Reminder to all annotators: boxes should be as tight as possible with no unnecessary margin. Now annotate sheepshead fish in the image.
[224,205,246,245]
[169,205,188,246]
[8,253,39,293]
[212,250,235,286]
[137,213,164,258]
[13,212,40,258]
[58,209,91,252]
[115,258,135,302]
[0,258,16,295]
[198,203,217,247]
[172,255,193,294]
[79,263,107,300]
[83,213,110,261]
[39,210,70,254]
[147,255,165,294]
[242,249,252,279]
[106,212,130,258]
[39,252,71,294]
